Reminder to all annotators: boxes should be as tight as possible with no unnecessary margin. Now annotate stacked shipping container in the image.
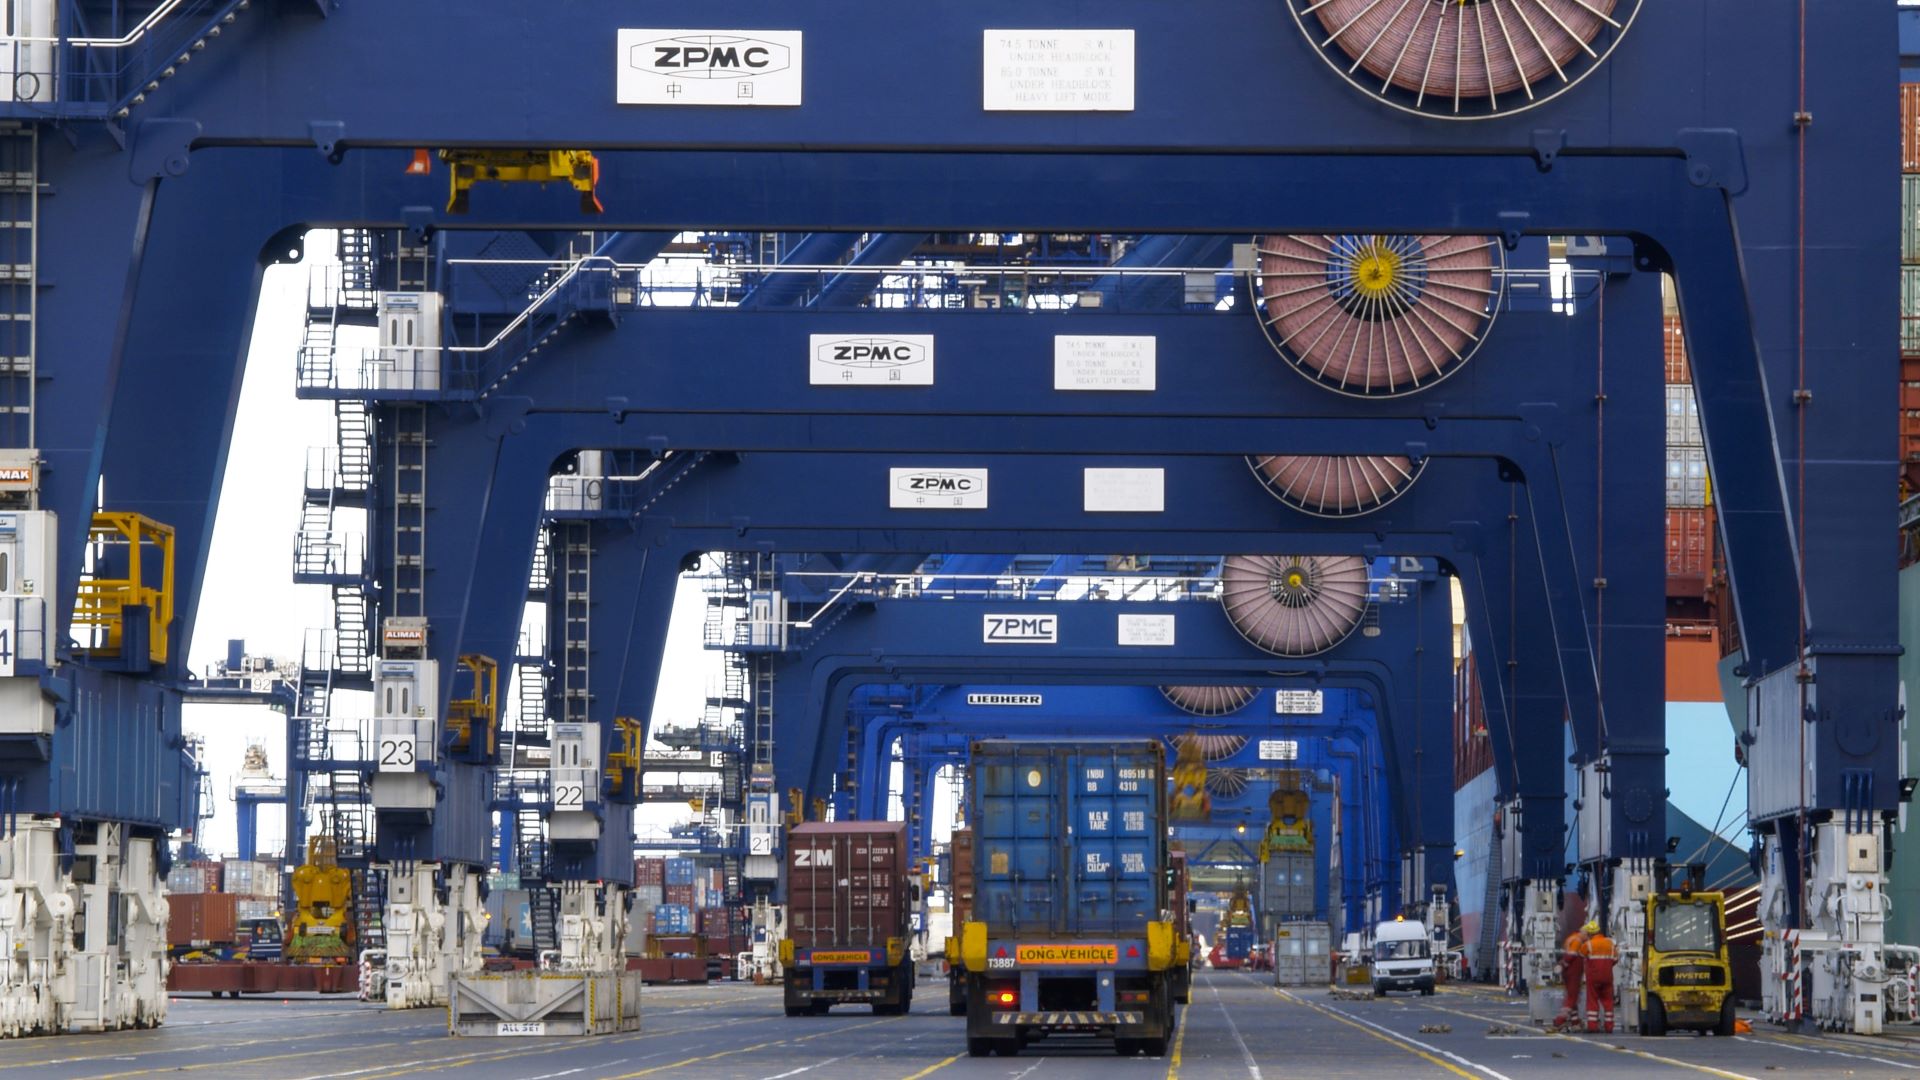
[1663,278,1715,600]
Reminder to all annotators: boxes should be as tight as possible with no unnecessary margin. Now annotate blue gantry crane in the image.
[0,0,1894,1039]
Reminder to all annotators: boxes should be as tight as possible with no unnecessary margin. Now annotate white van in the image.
[1371,917,1436,997]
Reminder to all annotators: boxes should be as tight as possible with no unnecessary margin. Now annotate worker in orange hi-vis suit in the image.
[1553,923,1591,1030]
[1583,922,1619,1034]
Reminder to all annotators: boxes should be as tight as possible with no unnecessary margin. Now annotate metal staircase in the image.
[470,259,620,400]
[352,867,387,952]
[337,229,379,310]
[528,886,559,955]
[1476,832,1504,977]
[0,125,35,450]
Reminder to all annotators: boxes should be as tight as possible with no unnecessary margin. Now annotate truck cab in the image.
[1371,917,1435,996]
[1640,865,1735,1037]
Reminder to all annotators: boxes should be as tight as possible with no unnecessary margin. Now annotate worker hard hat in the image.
[1582,920,1599,935]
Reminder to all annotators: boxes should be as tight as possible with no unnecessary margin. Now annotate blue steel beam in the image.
[86,147,1799,746]
[114,3,1874,161]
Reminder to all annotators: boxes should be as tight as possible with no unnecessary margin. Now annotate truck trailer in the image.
[781,821,914,1016]
[956,740,1178,1058]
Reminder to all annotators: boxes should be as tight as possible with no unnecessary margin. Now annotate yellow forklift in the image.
[1638,863,1736,1037]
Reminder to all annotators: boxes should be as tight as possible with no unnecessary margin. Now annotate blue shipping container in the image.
[665,859,697,886]
[972,740,1165,938]
[656,904,692,934]
[1225,927,1256,960]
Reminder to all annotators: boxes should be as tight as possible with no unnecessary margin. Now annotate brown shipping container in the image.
[167,892,239,947]
[663,883,695,906]
[636,858,665,888]
[1666,508,1714,597]
[1662,315,1689,384]
[1903,83,1920,172]
[949,828,975,924]
[786,821,909,952]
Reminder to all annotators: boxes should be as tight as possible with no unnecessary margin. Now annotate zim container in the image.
[970,739,1166,939]
[786,820,909,952]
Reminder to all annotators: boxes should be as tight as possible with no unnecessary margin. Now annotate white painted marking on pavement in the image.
[1209,981,1262,1078]
[760,1052,851,1079]
[1734,1034,1920,1071]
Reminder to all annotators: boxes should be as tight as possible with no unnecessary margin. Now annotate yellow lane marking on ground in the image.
[1165,1001,1190,1080]
[1406,997,1760,1080]
[1270,988,1494,1080]
[900,1053,961,1080]
[610,1014,898,1079]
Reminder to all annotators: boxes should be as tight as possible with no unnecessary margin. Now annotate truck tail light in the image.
[1119,990,1150,1004]
[993,990,1017,1007]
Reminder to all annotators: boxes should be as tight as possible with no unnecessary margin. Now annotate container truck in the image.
[781,821,914,1016]
[955,740,1178,1058]
[945,828,975,1015]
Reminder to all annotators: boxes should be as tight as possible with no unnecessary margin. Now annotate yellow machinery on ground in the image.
[1638,863,1735,1037]
[287,836,354,962]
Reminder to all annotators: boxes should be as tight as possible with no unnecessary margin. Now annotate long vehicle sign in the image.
[1014,944,1118,965]
[807,950,877,965]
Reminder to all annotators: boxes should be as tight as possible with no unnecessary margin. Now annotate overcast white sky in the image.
[181,234,712,859]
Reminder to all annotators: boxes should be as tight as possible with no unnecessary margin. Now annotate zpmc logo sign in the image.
[616,30,804,107]
[983,614,1058,645]
[632,34,791,79]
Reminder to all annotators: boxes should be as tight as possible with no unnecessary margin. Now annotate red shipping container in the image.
[1903,84,1920,172]
[786,821,909,952]
[167,893,239,947]
[663,884,695,906]
[1662,315,1689,384]
[1666,508,1714,597]
[635,858,665,887]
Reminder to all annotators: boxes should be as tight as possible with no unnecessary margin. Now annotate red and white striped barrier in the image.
[1782,931,1803,1023]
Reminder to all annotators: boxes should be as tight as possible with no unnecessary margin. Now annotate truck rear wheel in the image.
[1644,997,1667,1037]
[1713,998,1736,1037]
[967,1037,992,1057]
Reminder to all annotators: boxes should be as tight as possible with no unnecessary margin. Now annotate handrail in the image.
[7,0,203,48]
[443,255,619,358]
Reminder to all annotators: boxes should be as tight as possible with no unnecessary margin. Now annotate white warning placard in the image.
[1055,336,1156,391]
[1117,614,1176,647]
[983,30,1135,112]
[1084,468,1164,513]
